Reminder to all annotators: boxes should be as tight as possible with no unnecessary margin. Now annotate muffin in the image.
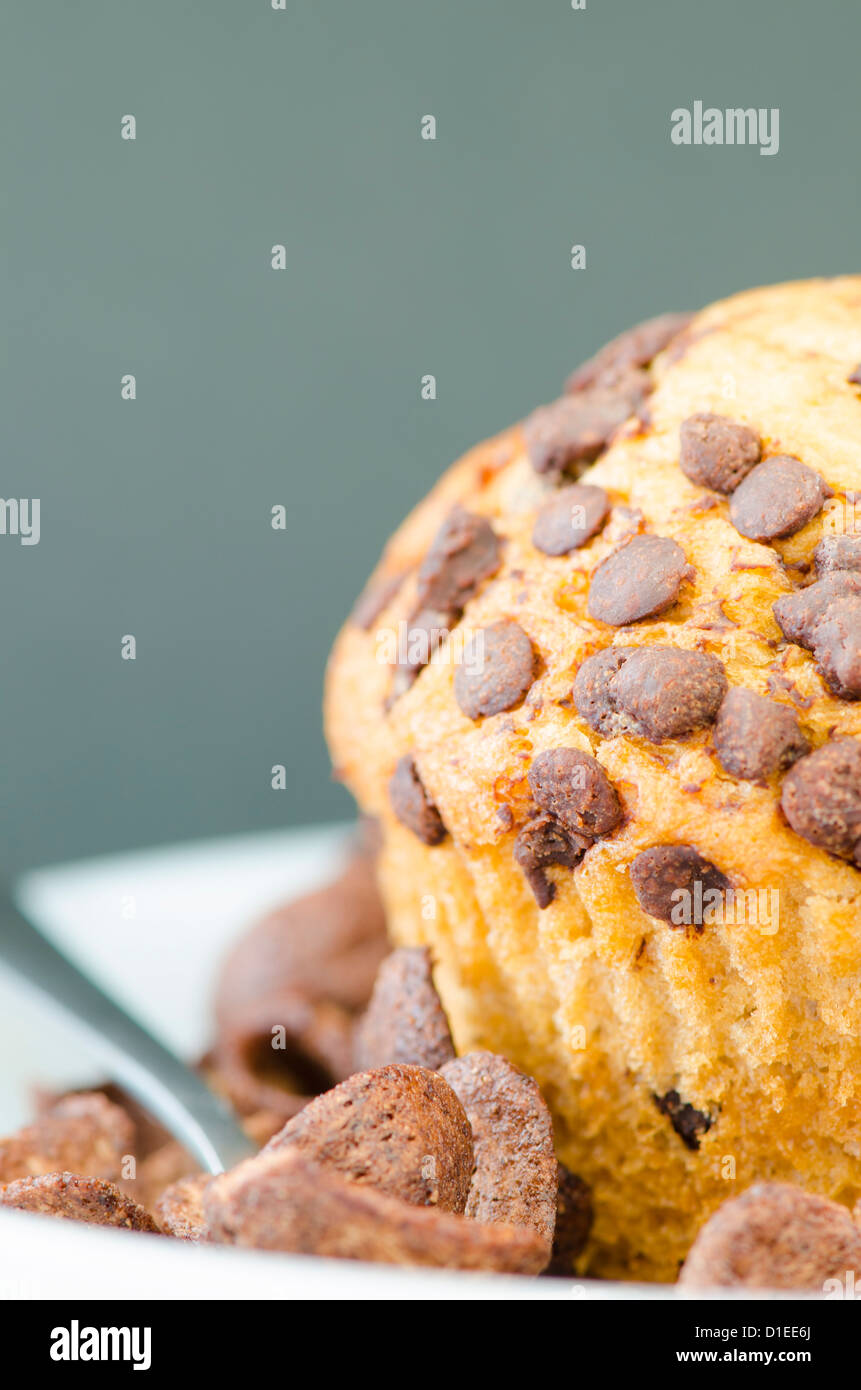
[324,276,861,1281]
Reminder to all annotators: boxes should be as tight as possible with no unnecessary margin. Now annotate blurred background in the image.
[1,0,859,875]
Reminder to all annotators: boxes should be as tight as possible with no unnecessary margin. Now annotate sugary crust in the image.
[324,277,861,1281]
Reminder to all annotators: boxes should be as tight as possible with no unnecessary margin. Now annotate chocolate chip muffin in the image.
[324,277,861,1281]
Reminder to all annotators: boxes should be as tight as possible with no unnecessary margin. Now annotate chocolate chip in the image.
[653,1090,713,1151]
[774,573,861,699]
[774,573,861,647]
[389,606,454,702]
[815,534,861,575]
[351,570,405,629]
[528,748,622,841]
[630,845,729,926]
[565,312,693,394]
[679,413,761,493]
[354,948,456,1073]
[547,1165,593,1275]
[389,755,446,845]
[532,484,610,556]
[729,456,831,541]
[513,812,590,908]
[453,620,535,720]
[573,645,727,742]
[713,688,809,780]
[848,364,861,388]
[780,739,861,865]
[587,535,694,626]
[414,505,501,614]
[523,379,645,479]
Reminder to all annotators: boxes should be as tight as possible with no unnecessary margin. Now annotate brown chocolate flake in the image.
[565,312,693,393]
[774,573,861,699]
[653,1090,713,1151]
[414,505,501,614]
[630,845,729,926]
[0,1172,160,1231]
[513,812,589,908]
[780,739,861,865]
[453,620,535,720]
[354,948,455,1073]
[389,755,446,845]
[729,456,831,541]
[532,484,610,556]
[523,380,645,479]
[587,535,694,626]
[679,413,761,493]
[573,645,727,743]
[528,748,622,841]
[713,687,809,780]
[815,534,861,575]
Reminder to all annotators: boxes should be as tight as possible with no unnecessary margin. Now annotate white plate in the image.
[0,825,738,1300]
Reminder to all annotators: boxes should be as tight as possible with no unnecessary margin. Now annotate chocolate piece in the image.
[205,1147,550,1273]
[528,748,622,842]
[630,845,729,926]
[547,1165,593,1275]
[351,569,405,629]
[774,573,861,646]
[389,754,446,845]
[780,739,861,865]
[155,1175,210,1241]
[267,1063,474,1214]
[729,456,831,541]
[354,948,455,1072]
[0,1093,134,1185]
[524,380,645,479]
[774,574,861,699]
[532,484,610,556]
[848,364,861,388]
[565,312,693,393]
[414,505,501,614]
[653,1091,713,1151]
[587,535,694,626]
[389,605,456,702]
[679,413,761,493]
[0,1173,160,1231]
[573,645,727,743]
[679,1182,861,1290]
[440,1052,557,1249]
[453,620,535,719]
[713,687,808,780]
[814,534,861,575]
[513,812,590,908]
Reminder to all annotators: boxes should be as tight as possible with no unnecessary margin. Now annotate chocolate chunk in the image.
[573,645,727,742]
[414,505,501,614]
[440,1052,557,1250]
[729,456,831,541]
[389,755,446,845]
[513,812,590,908]
[266,1063,474,1215]
[774,573,861,699]
[587,534,694,626]
[389,605,455,702]
[523,379,645,479]
[350,569,405,629]
[354,948,456,1073]
[630,845,729,926]
[713,688,809,780]
[547,1165,593,1275]
[774,572,861,646]
[848,364,861,388]
[528,748,622,841]
[0,1173,161,1231]
[453,620,535,720]
[653,1090,713,1151]
[780,739,861,865]
[815,534,861,575]
[0,1093,134,1185]
[532,484,610,556]
[679,413,761,493]
[565,312,693,393]
[679,1182,861,1290]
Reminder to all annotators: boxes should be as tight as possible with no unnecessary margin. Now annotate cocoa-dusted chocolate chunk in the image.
[713,687,809,780]
[354,948,455,1073]
[547,1165,593,1275]
[653,1090,713,1151]
[155,1175,210,1241]
[679,1182,861,1290]
[679,413,761,493]
[565,312,693,394]
[0,1093,134,1185]
[774,573,861,699]
[389,754,446,845]
[523,380,645,479]
[630,845,729,926]
[440,1052,557,1250]
[528,748,622,842]
[0,1173,160,1232]
[532,483,610,556]
[775,573,861,645]
[350,569,405,629]
[729,456,831,541]
[266,1063,474,1214]
[513,812,590,908]
[205,1147,550,1274]
[573,645,727,743]
[414,505,501,614]
[848,364,861,388]
[453,620,535,720]
[780,739,861,865]
[587,534,694,626]
[814,534,861,575]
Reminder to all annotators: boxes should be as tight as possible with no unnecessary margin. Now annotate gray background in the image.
[1,0,858,875]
